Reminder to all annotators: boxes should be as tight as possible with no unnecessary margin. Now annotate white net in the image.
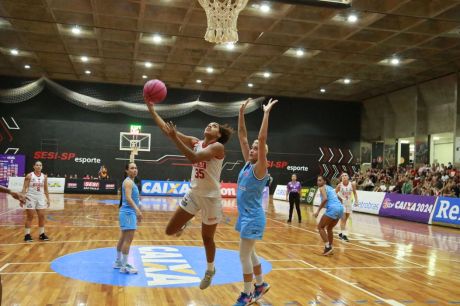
[197,0,249,44]
[0,77,264,118]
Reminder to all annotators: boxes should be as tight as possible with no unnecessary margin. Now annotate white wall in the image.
[432,142,453,165]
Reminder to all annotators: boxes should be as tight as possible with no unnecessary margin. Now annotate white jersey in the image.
[27,172,45,199]
[190,141,223,198]
[338,181,354,204]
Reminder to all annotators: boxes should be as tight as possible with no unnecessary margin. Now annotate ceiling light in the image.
[248,83,254,88]
[226,43,235,50]
[85,70,91,75]
[390,58,400,65]
[296,49,304,57]
[196,79,202,83]
[71,26,81,35]
[10,49,18,55]
[343,78,351,84]
[433,136,440,141]
[145,62,152,68]
[206,67,214,73]
[260,4,270,13]
[81,56,88,62]
[152,34,162,43]
[142,75,148,79]
[24,65,30,69]
[263,72,271,78]
[320,88,326,93]
[347,14,358,23]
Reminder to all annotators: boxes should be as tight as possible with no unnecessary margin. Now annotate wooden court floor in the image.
[0,193,459,306]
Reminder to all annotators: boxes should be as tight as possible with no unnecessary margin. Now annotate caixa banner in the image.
[141,181,268,198]
[379,193,436,224]
[431,197,460,228]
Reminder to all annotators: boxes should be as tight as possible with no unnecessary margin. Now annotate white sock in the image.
[207,262,214,271]
[117,251,122,261]
[122,254,128,266]
[255,274,263,285]
[25,228,31,235]
[325,242,330,248]
[243,282,252,294]
[39,227,45,234]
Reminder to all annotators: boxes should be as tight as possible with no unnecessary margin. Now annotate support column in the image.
[415,83,429,167]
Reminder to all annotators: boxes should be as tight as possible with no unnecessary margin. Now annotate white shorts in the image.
[179,191,222,225]
[25,197,47,210]
[343,201,353,214]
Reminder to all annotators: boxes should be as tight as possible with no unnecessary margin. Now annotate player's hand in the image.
[263,98,278,113]
[146,101,155,111]
[11,191,26,203]
[136,210,143,222]
[240,98,251,114]
[19,201,24,208]
[313,211,319,218]
[47,200,50,208]
[164,121,178,139]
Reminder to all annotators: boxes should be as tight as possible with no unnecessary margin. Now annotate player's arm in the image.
[21,174,31,194]
[254,99,277,179]
[238,98,251,162]
[44,175,50,207]
[335,184,344,202]
[314,186,328,217]
[0,186,26,203]
[124,180,142,221]
[146,104,198,148]
[352,182,358,205]
[165,121,224,163]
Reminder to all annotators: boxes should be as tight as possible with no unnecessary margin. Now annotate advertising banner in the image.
[0,154,25,186]
[141,181,190,196]
[431,197,460,228]
[273,185,287,200]
[355,191,385,215]
[64,179,118,194]
[379,193,436,223]
[141,181,269,198]
[8,177,65,194]
[304,187,317,205]
[300,187,309,203]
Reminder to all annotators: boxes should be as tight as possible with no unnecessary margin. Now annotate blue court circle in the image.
[51,245,272,288]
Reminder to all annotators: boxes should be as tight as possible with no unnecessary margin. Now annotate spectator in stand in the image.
[83,174,91,180]
[74,174,78,179]
[441,171,449,182]
[401,176,413,194]
[448,162,453,170]
[99,165,110,180]
[441,179,456,197]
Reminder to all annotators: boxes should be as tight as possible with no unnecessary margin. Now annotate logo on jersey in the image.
[51,246,272,288]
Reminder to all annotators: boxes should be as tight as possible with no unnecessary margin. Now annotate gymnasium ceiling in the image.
[0,0,460,101]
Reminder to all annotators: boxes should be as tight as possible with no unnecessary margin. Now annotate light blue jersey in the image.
[235,162,268,240]
[320,185,344,220]
[119,177,140,230]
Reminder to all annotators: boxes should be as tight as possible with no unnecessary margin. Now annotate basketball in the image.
[143,79,167,104]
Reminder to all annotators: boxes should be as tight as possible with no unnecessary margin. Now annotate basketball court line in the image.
[299,260,405,306]
[0,208,19,216]
[267,217,425,268]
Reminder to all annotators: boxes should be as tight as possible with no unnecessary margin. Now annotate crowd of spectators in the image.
[351,162,460,197]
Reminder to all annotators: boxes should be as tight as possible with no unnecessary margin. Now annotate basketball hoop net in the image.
[197,0,249,44]
[129,140,139,163]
